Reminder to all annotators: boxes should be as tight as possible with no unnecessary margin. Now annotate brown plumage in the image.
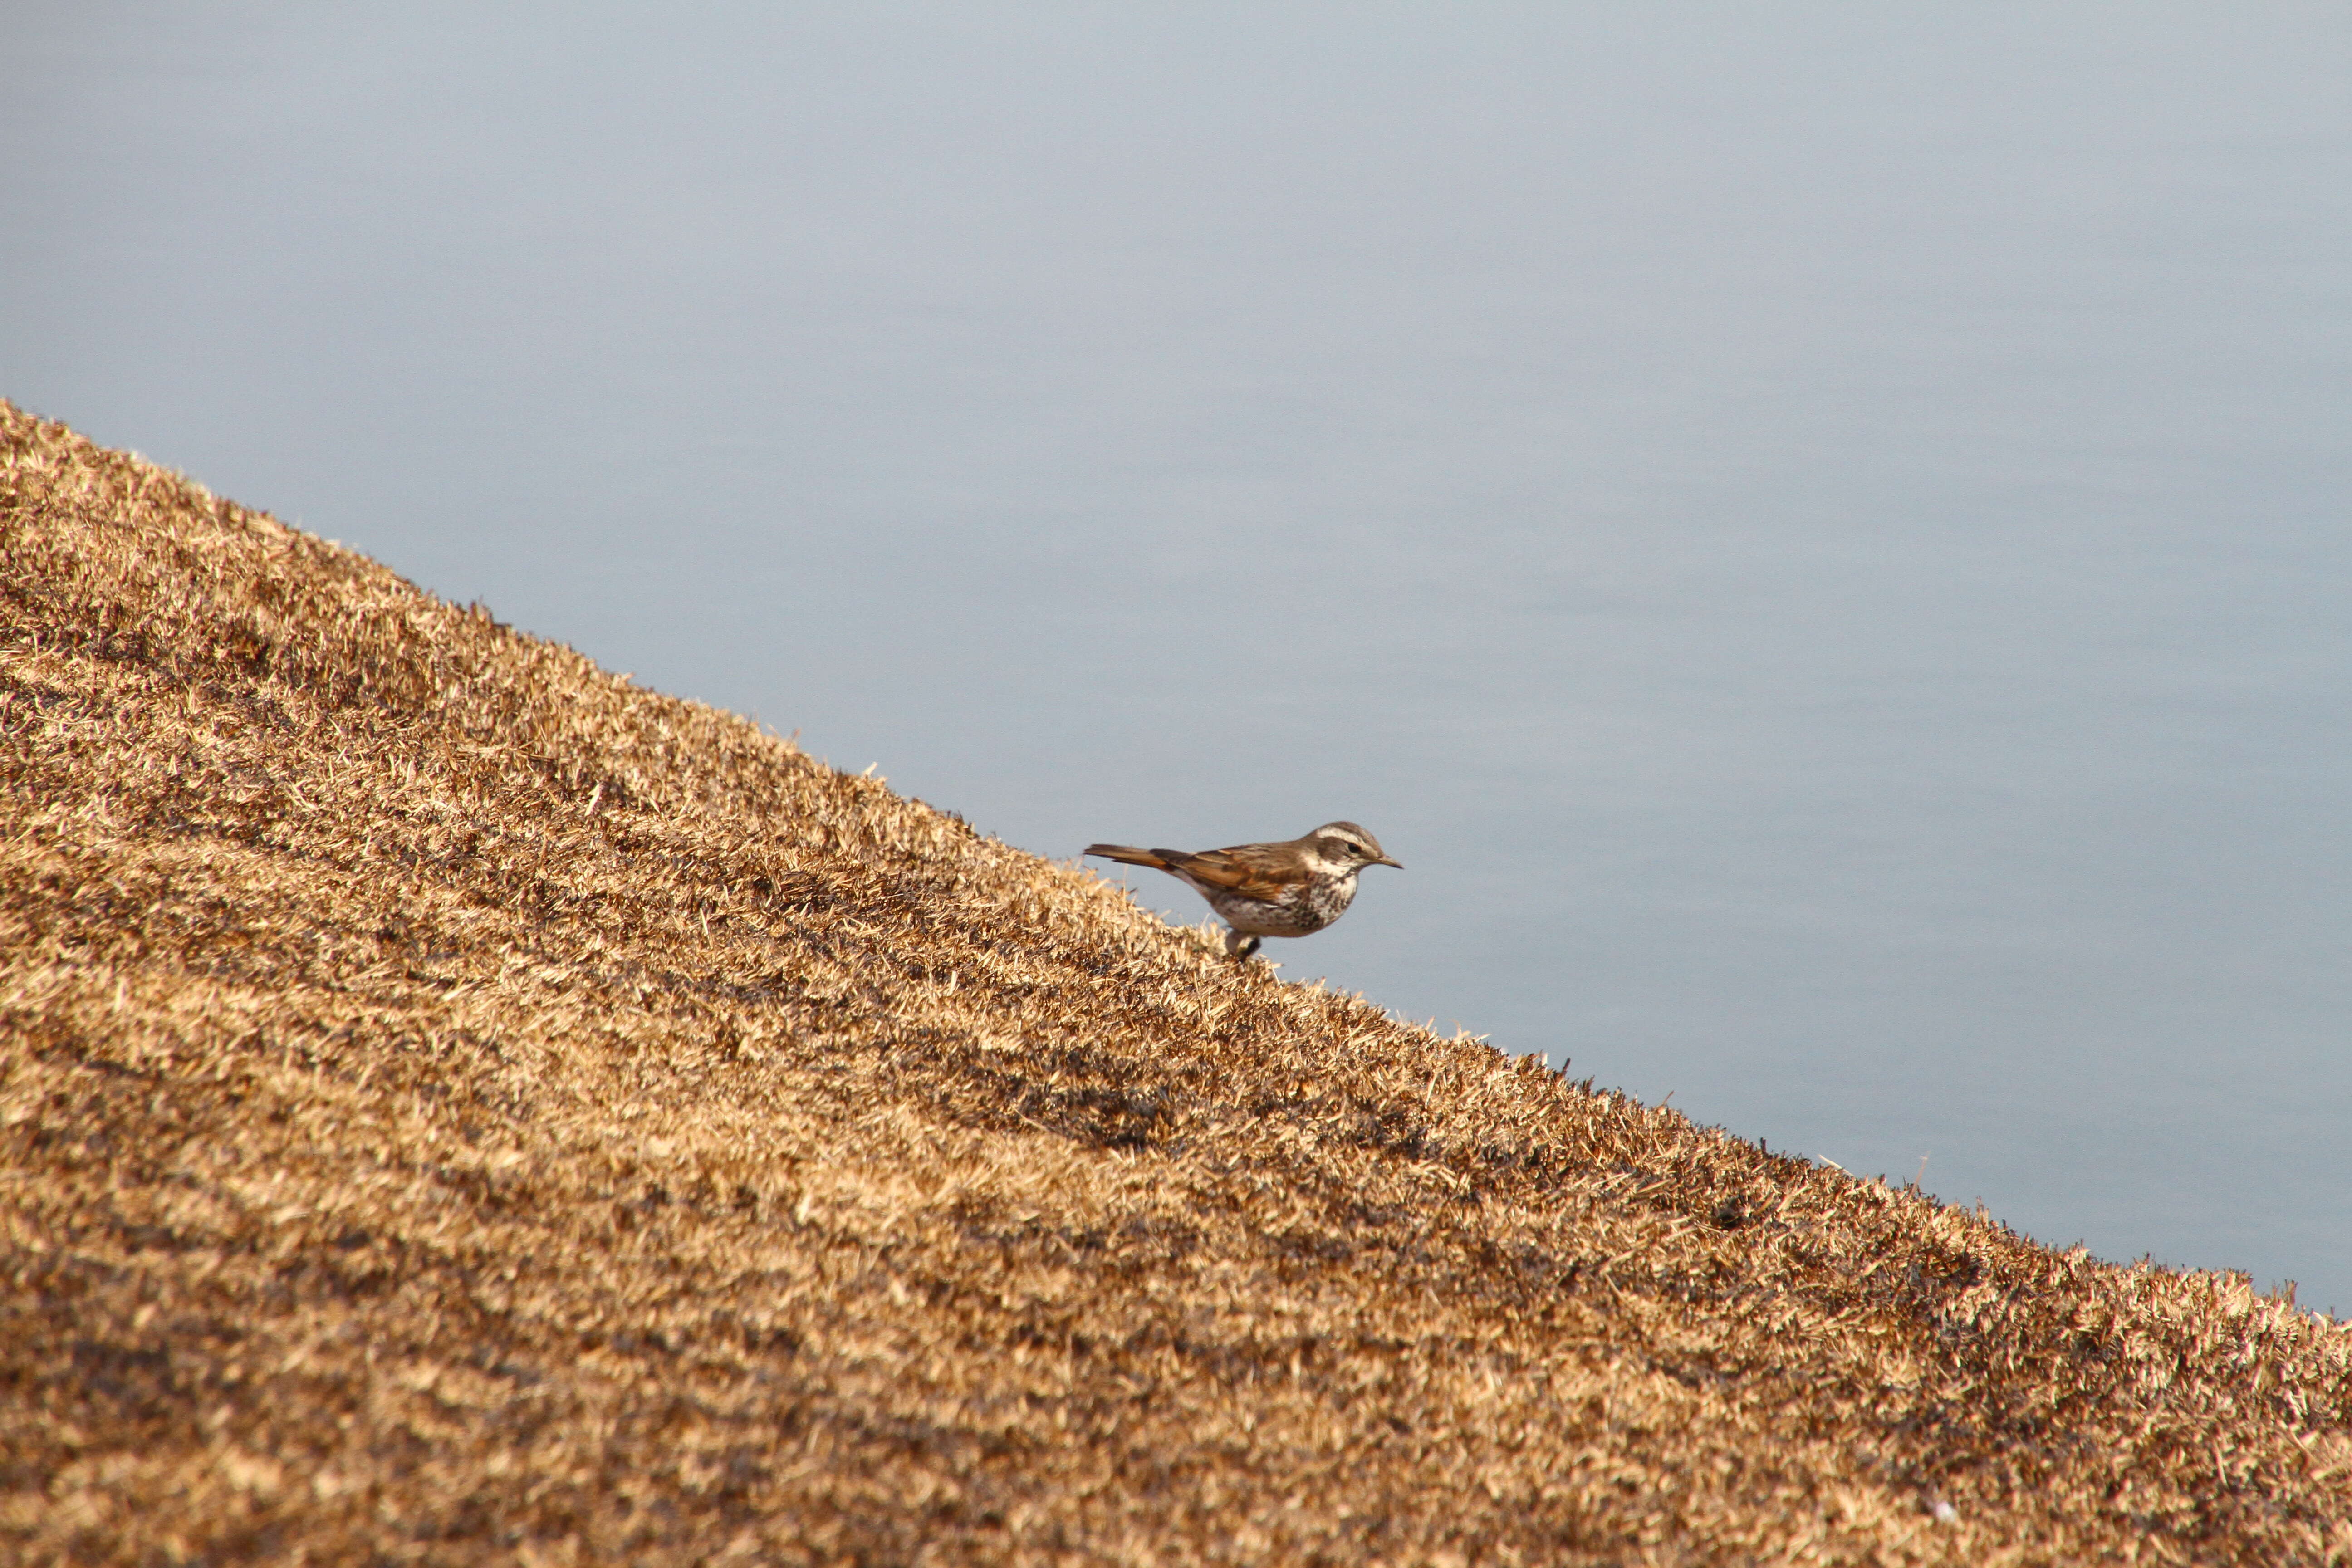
[1084,821,1401,959]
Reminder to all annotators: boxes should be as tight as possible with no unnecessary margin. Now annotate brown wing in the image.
[1155,843,1301,902]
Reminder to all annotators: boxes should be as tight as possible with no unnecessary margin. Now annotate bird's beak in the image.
[1376,855,1403,869]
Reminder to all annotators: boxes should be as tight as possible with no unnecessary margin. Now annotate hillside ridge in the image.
[4,400,2348,1564]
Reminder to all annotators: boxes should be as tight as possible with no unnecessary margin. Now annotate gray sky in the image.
[6,3,2350,1311]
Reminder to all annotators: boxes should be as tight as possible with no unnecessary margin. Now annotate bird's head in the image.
[1308,822,1402,871]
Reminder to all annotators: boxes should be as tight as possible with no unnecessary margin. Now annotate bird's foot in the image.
[1225,931,1263,961]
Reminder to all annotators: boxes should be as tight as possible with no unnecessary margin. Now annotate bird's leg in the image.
[1225,930,1262,961]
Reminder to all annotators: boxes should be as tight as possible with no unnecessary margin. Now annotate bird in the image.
[1083,821,1402,960]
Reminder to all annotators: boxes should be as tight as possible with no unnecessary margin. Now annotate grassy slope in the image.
[2,401,2347,1566]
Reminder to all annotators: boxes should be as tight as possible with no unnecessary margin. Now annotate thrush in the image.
[1083,821,1402,960]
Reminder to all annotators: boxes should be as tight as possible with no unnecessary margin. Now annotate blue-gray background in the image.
[7,5,2348,1312]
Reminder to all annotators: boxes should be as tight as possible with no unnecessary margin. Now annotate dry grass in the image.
[2,398,2347,1566]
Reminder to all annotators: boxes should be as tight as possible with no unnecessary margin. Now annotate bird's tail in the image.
[1083,843,1172,869]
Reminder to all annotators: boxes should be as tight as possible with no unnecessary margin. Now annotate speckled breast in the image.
[1207,871,1359,938]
